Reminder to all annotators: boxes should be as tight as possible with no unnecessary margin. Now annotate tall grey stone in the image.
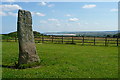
[17,9,40,65]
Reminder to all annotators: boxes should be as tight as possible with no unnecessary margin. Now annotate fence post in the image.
[72,36,74,44]
[7,34,9,42]
[39,36,41,43]
[117,37,119,46]
[37,36,39,43]
[42,35,44,43]
[82,36,84,45]
[52,35,53,43]
[15,36,16,42]
[15,33,17,42]
[94,36,96,45]
[105,37,107,46]
[62,35,63,44]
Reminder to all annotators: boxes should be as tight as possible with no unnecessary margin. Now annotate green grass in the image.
[2,42,118,78]
[0,42,2,79]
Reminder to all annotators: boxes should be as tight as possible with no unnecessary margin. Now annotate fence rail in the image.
[1,35,120,46]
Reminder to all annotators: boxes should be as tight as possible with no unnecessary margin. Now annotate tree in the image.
[113,33,120,38]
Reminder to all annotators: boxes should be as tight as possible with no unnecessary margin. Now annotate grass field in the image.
[2,42,118,78]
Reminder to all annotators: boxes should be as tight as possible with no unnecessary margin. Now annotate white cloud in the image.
[110,8,118,12]
[8,12,17,16]
[48,18,58,21]
[69,18,79,22]
[0,4,21,17]
[3,0,15,2]
[39,2,55,8]
[0,11,17,16]
[65,14,72,17]
[48,4,55,7]
[82,4,96,8]
[0,11,7,16]
[0,4,22,11]
[40,20,47,23]
[0,11,17,17]
[39,2,47,6]
[32,12,45,16]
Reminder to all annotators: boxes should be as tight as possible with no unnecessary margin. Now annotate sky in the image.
[1,2,118,34]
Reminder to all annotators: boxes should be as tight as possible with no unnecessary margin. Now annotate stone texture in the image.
[17,9,40,65]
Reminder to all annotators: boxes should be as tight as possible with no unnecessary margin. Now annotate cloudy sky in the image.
[1,2,118,34]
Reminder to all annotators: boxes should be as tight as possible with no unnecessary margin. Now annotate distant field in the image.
[2,42,118,78]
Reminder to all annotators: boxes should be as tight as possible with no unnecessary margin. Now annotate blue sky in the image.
[1,2,118,34]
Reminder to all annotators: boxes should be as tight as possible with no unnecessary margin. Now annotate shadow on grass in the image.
[0,64,41,69]
[1,62,41,69]
[0,65,16,69]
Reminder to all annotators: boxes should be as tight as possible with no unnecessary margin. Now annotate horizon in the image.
[0,30,119,35]
[1,2,118,34]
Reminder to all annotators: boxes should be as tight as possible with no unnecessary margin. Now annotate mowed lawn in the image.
[2,42,118,78]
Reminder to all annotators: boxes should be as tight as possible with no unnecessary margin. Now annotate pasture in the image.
[2,42,118,78]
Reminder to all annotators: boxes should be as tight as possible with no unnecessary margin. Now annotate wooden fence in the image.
[1,35,120,46]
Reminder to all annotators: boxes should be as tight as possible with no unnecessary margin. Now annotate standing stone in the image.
[17,9,40,66]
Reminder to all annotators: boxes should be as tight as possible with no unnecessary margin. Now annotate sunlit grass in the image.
[2,42,118,78]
